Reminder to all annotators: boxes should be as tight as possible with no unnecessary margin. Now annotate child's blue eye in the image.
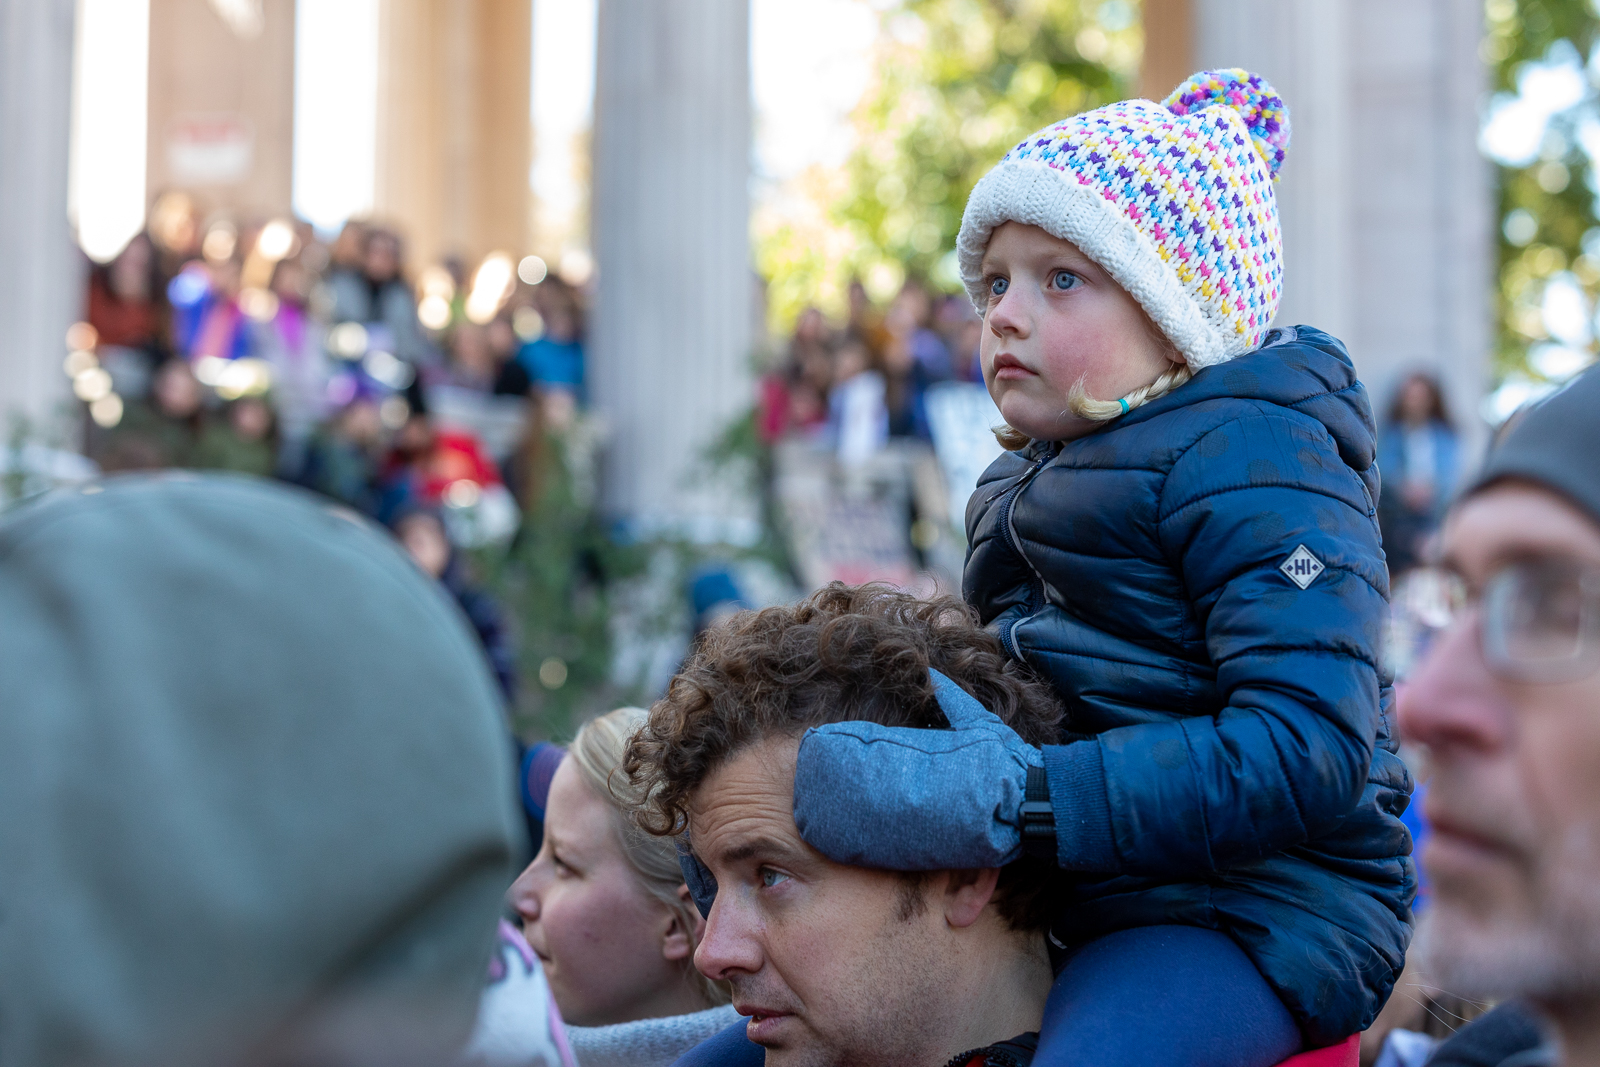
[989,276,1009,297]
[1050,270,1081,290]
[760,868,791,889]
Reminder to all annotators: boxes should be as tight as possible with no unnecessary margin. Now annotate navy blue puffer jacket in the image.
[964,326,1414,1046]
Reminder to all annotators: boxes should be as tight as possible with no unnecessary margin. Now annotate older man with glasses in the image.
[1400,366,1600,1067]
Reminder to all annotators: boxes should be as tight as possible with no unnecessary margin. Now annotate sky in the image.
[68,0,882,259]
[529,0,596,256]
[69,0,150,262]
[292,0,379,233]
[751,0,879,183]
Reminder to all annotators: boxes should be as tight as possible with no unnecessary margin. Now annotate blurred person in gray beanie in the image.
[1401,366,1600,1067]
[0,473,524,1067]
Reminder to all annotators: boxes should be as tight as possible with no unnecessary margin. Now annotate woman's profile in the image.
[469,708,734,1067]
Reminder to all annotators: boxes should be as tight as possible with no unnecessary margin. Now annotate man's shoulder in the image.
[941,1032,1038,1067]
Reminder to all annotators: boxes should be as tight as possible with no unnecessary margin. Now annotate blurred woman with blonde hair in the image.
[502,707,733,1065]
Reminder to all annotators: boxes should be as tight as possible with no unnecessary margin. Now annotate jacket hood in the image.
[1115,325,1378,477]
[1145,326,1369,476]
[0,474,522,1067]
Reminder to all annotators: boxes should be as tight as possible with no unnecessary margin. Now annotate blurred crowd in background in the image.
[757,279,982,448]
[58,188,1473,732]
[60,193,1016,730]
[70,193,594,707]
[78,191,586,493]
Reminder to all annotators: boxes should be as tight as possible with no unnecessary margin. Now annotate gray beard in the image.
[1417,823,1600,1004]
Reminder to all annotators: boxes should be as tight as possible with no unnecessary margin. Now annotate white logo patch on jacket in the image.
[1279,544,1326,589]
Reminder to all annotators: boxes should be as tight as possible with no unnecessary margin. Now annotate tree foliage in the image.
[757,0,1137,332]
[757,0,1600,399]
[1488,0,1600,391]
[473,427,642,742]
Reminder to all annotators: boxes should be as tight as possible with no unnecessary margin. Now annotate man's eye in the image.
[759,868,791,889]
[989,276,1008,297]
[1050,270,1081,290]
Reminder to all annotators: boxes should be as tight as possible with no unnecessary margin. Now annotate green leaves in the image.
[1488,1,1600,395]
[841,0,1131,284]
[757,0,1132,329]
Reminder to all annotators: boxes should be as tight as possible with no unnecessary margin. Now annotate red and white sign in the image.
[166,114,254,185]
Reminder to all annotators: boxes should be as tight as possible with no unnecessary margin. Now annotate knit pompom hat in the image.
[956,69,1290,370]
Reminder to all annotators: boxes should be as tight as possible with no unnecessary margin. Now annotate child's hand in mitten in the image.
[792,669,1047,870]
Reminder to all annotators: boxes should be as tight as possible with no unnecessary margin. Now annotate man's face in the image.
[689,736,970,1067]
[1402,482,1600,1000]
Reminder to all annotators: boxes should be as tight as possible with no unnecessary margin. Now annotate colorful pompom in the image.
[1163,68,1290,180]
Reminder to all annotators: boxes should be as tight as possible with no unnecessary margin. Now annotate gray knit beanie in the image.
[1471,366,1600,525]
[0,473,522,1067]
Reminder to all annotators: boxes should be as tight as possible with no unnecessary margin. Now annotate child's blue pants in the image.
[1034,925,1301,1066]
[669,924,1302,1067]
[669,1018,764,1067]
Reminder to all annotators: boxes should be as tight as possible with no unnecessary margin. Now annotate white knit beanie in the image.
[956,69,1291,370]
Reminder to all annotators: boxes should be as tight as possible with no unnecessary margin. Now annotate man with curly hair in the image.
[623,584,1065,1067]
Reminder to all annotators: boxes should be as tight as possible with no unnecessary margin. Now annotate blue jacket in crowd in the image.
[964,326,1415,1047]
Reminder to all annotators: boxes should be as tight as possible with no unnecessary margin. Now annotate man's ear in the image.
[663,883,706,962]
[941,867,1002,929]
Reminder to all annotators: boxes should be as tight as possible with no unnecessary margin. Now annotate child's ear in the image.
[662,883,704,962]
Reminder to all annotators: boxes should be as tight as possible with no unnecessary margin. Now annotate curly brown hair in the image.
[623,582,1065,932]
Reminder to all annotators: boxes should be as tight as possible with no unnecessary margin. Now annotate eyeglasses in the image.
[1438,558,1600,683]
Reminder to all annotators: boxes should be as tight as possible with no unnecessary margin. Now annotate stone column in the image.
[1167,0,1492,456]
[374,0,532,269]
[1345,0,1491,455]
[0,0,81,436]
[146,0,297,219]
[589,0,754,540]
[1139,0,1195,102]
[1194,0,1355,346]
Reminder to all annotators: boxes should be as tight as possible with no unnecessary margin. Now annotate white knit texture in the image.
[957,160,1245,370]
[566,1004,741,1067]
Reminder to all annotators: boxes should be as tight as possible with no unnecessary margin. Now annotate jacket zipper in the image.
[998,447,1054,660]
